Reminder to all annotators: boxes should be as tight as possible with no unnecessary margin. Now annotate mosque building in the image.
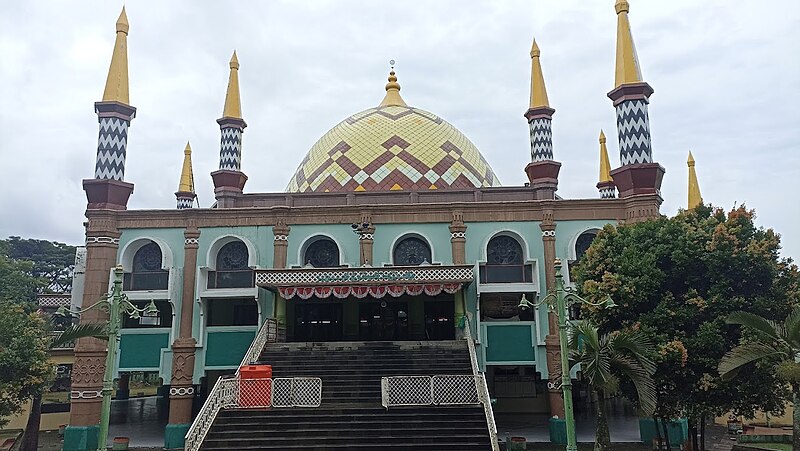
[62,1,694,449]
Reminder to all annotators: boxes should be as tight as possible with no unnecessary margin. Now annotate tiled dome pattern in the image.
[286,105,500,192]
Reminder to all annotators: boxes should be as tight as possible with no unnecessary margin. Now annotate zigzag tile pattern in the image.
[176,197,194,209]
[94,117,128,180]
[615,99,653,166]
[286,105,500,192]
[529,117,553,161]
[219,127,242,171]
[599,186,616,199]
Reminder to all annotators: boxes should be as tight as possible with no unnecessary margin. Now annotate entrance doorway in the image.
[286,293,455,342]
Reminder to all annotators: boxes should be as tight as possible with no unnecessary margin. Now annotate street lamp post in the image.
[519,258,615,451]
[58,265,158,451]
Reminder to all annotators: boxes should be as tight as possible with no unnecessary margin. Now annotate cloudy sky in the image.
[1,1,798,259]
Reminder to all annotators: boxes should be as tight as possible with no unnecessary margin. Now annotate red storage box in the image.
[238,365,272,407]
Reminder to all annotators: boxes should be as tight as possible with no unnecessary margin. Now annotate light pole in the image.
[518,258,615,451]
[57,265,158,451]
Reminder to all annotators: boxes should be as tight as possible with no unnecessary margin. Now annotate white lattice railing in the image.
[184,376,322,451]
[463,314,499,451]
[381,375,480,407]
[237,318,279,373]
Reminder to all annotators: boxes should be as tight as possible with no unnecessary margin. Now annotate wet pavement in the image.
[107,396,166,448]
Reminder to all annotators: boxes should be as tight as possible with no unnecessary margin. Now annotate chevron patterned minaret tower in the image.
[176,142,196,209]
[597,130,616,198]
[211,51,248,208]
[607,0,665,198]
[83,6,136,210]
[523,38,561,200]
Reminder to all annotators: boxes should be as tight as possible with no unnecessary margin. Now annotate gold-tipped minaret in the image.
[614,0,643,88]
[222,51,242,119]
[687,151,702,208]
[597,130,616,198]
[176,142,196,209]
[529,39,550,108]
[379,68,407,107]
[102,7,130,104]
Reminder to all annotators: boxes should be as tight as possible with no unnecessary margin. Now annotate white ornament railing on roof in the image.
[256,264,474,287]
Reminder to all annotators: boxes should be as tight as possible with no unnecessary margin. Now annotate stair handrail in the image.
[462,313,499,451]
[184,375,237,451]
[237,317,278,375]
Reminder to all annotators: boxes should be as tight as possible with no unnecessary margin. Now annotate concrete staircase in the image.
[199,341,494,450]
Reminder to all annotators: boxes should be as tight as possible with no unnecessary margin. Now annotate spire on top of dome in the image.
[379,61,407,107]
[222,51,242,119]
[687,150,702,208]
[102,7,130,104]
[529,38,550,108]
[614,0,643,87]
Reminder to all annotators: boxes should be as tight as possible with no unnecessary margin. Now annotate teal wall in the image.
[372,223,453,265]
[286,224,360,267]
[483,323,536,363]
[196,226,275,269]
[205,329,257,367]
[118,228,186,268]
[118,332,170,369]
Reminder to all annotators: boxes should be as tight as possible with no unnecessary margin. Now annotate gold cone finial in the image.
[178,142,195,193]
[529,38,550,108]
[102,7,130,104]
[222,51,242,119]
[379,62,408,107]
[599,130,613,183]
[687,150,702,208]
[614,0,643,87]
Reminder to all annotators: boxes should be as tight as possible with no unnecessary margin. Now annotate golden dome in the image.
[287,73,499,193]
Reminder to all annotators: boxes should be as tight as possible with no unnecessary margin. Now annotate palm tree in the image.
[18,320,107,451]
[718,308,800,451]
[568,320,657,451]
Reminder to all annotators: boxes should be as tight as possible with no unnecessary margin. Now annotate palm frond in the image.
[783,307,800,348]
[612,354,657,415]
[718,342,786,379]
[49,323,107,349]
[608,330,656,374]
[726,311,782,341]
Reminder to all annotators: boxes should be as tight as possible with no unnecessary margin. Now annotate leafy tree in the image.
[719,308,800,450]
[0,302,51,428]
[2,236,77,293]
[574,205,800,449]
[568,320,656,451]
[0,253,43,305]
[18,320,107,451]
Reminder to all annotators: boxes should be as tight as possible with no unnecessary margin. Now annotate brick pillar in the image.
[273,219,290,328]
[66,214,120,450]
[449,211,467,265]
[540,207,565,419]
[164,226,200,448]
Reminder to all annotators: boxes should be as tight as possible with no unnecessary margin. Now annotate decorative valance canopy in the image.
[256,264,474,300]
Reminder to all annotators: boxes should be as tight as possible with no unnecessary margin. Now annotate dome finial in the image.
[379,59,407,107]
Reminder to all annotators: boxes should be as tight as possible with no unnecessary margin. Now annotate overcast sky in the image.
[1,1,798,260]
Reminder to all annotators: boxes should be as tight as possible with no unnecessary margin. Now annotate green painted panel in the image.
[119,333,169,369]
[485,325,535,362]
[205,330,256,366]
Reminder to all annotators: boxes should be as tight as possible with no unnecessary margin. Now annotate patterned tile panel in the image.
[286,106,500,192]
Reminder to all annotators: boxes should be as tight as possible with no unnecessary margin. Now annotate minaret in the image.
[83,6,136,210]
[597,130,616,198]
[211,51,248,208]
[687,151,703,208]
[524,38,561,200]
[607,0,665,199]
[176,142,196,209]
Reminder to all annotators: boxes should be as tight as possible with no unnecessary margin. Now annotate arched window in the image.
[393,237,432,266]
[480,235,532,283]
[575,231,598,262]
[208,241,254,288]
[124,242,168,291]
[304,238,340,268]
